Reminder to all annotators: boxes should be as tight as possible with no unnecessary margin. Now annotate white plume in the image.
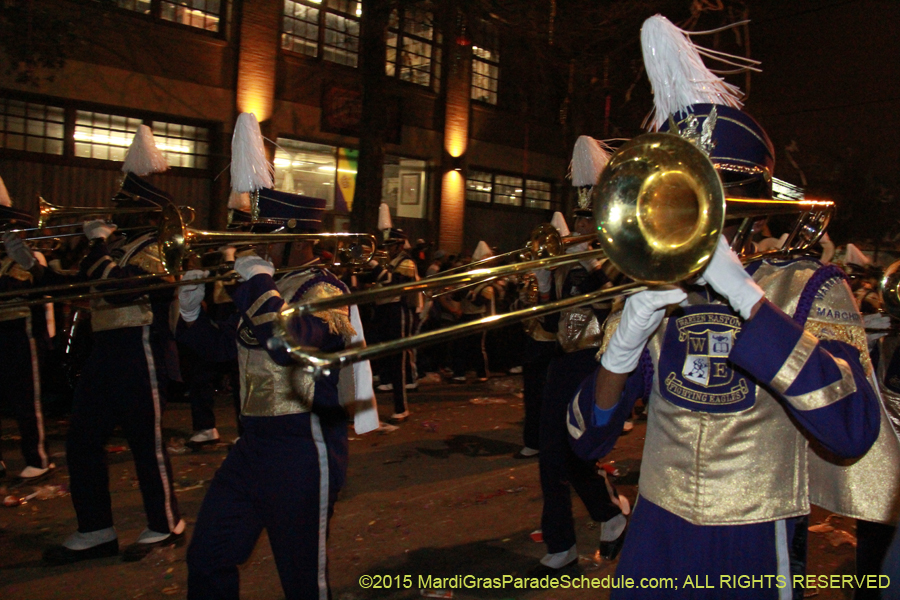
[473,240,493,261]
[231,113,274,193]
[0,175,10,207]
[550,211,570,237]
[569,136,612,187]
[377,202,393,231]
[122,125,169,176]
[641,15,760,131]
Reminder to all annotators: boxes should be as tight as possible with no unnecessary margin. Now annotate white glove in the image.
[178,269,209,322]
[218,246,237,262]
[234,255,275,282]
[699,235,765,320]
[864,312,892,351]
[83,220,117,240]
[3,232,35,269]
[566,240,600,272]
[534,269,553,295]
[601,288,687,374]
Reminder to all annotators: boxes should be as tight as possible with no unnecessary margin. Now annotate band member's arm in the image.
[730,299,880,458]
[567,287,688,460]
[230,256,349,366]
[79,223,170,303]
[704,235,879,458]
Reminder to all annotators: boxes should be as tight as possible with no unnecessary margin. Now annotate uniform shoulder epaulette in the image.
[123,233,166,275]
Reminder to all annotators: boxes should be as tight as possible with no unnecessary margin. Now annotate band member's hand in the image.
[699,235,764,320]
[178,269,209,322]
[566,241,600,272]
[601,288,687,374]
[2,231,35,269]
[234,255,275,282]
[864,312,892,350]
[83,220,117,240]
[218,245,237,263]
[534,269,552,295]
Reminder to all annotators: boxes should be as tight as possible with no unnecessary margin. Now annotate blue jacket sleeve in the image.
[568,365,645,461]
[229,273,344,367]
[729,299,880,458]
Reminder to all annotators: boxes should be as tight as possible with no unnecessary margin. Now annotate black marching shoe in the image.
[122,530,186,562]
[599,524,628,561]
[44,540,119,566]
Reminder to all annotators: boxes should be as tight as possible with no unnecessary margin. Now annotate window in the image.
[466,170,492,204]
[0,98,65,156]
[323,1,361,66]
[111,0,222,33]
[151,122,210,169]
[274,139,339,209]
[282,0,320,57]
[466,171,555,210]
[493,174,522,206]
[524,179,551,209]
[470,19,499,104]
[282,1,361,67]
[160,0,221,32]
[386,4,442,91]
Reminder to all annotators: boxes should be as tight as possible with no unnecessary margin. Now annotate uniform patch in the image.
[659,305,755,413]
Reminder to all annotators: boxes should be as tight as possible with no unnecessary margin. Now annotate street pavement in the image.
[0,373,860,599]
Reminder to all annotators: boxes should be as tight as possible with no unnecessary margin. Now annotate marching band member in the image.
[449,240,496,384]
[533,137,629,574]
[0,187,53,482]
[810,264,900,600]
[178,187,360,600]
[180,113,376,599]
[567,16,880,598]
[44,128,185,564]
[363,225,420,423]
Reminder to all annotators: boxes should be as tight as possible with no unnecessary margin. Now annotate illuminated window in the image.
[0,98,65,156]
[274,139,339,209]
[465,170,493,204]
[282,0,321,57]
[467,170,555,210]
[111,0,221,33]
[74,111,144,162]
[493,174,522,206]
[282,0,361,67]
[160,0,221,32]
[114,0,151,13]
[323,0,361,66]
[470,19,499,105]
[151,122,210,169]
[386,4,441,91]
[73,110,209,168]
[524,179,552,209]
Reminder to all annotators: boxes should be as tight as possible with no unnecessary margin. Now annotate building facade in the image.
[0,0,573,255]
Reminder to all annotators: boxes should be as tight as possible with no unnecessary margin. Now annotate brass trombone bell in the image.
[880,260,900,321]
[592,133,725,285]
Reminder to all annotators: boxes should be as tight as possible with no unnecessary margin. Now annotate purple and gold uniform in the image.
[568,258,881,598]
[180,188,356,600]
[0,253,50,474]
[67,228,182,538]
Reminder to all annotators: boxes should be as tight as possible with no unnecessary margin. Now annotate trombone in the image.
[0,203,380,307]
[270,133,835,376]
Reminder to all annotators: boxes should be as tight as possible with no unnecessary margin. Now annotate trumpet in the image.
[270,132,835,376]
